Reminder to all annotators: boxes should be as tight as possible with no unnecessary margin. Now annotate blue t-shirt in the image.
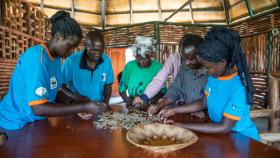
[0,44,62,130]
[62,51,114,101]
[205,72,260,141]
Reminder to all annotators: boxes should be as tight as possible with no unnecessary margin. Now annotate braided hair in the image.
[198,27,254,104]
[49,11,82,39]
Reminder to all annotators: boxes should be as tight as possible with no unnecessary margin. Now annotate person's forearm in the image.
[144,60,172,98]
[32,102,86,116]
[61,85,85,102]
[104,84,112,105]
[176,122,231,134]
[119,92,130,106]
[173,98,206,114]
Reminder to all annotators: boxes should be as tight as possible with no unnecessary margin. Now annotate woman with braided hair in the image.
[0,11,107,131]
[159,27,259,141]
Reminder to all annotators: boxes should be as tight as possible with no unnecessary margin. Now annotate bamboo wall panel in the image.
[3,0,49,40]
[232,12,280,37]
[241,33,267,73]
[271,34,280,73]
[0,58,17,99]
[0,26,44,59]
[104,24,155,48]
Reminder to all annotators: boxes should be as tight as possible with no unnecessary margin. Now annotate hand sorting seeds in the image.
[94,110,160,131]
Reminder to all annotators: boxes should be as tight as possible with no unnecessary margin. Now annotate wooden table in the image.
[0,115,280,158]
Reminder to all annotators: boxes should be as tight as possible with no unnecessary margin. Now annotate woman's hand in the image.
[132,96,144,108]
[158,108,177,123]
[77,113,93,120]
[147,104,160,117]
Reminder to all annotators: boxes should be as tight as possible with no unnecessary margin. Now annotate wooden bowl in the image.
[126,123,198,153]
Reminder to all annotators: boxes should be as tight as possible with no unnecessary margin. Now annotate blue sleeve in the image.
[25,49,49,106]
[105,59,114,84]
[61,57,73,85]
[223,86,248,121]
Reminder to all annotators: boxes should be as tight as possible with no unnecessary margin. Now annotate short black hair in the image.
[86,30,104,42]
[49,11,83,39]
[179,34,203,50]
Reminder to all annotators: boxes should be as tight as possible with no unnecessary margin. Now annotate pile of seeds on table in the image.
[94,111,160,130]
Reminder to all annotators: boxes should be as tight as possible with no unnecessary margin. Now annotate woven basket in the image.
[126,123,198,153]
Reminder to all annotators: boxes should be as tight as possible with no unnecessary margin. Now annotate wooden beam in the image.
[71,0,75,18]
[245,0,254,17]
[96,7,225,15]
[29,3,100,15]
[157,0,162,21]
[129,0,133,24]
[164,0,194,22]
[230,6,280,25]
[105,21,226,31]
[221,0,230,25]
[189,2,194,24]
[101,0,106,30]
[229,0,243,9]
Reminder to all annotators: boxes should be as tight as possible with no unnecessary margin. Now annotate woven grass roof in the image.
[27,0,279,29]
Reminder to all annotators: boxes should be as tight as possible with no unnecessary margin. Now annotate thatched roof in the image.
[27,0,279,29]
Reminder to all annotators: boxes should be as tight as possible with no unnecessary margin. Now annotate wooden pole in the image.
[40,0,44,10]
[129,0,133,24]
[189,2,194,24]
[268,73,280,132]
[157,0,162,21]
[164,0,194,22]
[245,0,254,17]
[101,0,106,30]
[154,23,160,61]
[221,0,230,25]
[71,0,75,18]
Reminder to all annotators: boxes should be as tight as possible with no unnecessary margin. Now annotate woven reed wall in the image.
[232,11,280,108]
[0,0,47,98]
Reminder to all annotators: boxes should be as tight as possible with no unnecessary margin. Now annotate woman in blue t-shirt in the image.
[0,11,107,130]
[159,27,259,141]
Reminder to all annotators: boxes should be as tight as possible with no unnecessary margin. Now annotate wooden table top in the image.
[0,115,280,158]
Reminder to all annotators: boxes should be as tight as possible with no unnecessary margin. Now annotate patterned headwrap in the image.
[132,36,156,58]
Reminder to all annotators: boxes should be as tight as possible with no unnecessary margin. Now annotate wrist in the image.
[140,93,149,104]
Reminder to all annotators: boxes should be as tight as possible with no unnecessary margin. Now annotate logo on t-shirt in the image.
[101,73,106,82]
[50,76,57,89]
[35,87,47,97]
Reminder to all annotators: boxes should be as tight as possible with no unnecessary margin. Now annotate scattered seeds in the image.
[94,110,160,131]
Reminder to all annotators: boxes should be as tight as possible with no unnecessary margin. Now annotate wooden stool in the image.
[260,132,280,149]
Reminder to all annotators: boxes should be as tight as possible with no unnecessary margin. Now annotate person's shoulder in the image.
[24,44,43,56]
[19,45,44,63]
[231,75,246,89]
[69,51,83,59]
[66,51,83,62]
[151,60,162,66]
[126,60,137,66]
[101,53,112,63]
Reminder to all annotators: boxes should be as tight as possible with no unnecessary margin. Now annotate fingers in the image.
[77,113,93,120]
[159,109,174,121]
[132,96,143,108]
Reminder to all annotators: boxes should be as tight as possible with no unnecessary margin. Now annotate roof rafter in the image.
[164,0,194,22]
